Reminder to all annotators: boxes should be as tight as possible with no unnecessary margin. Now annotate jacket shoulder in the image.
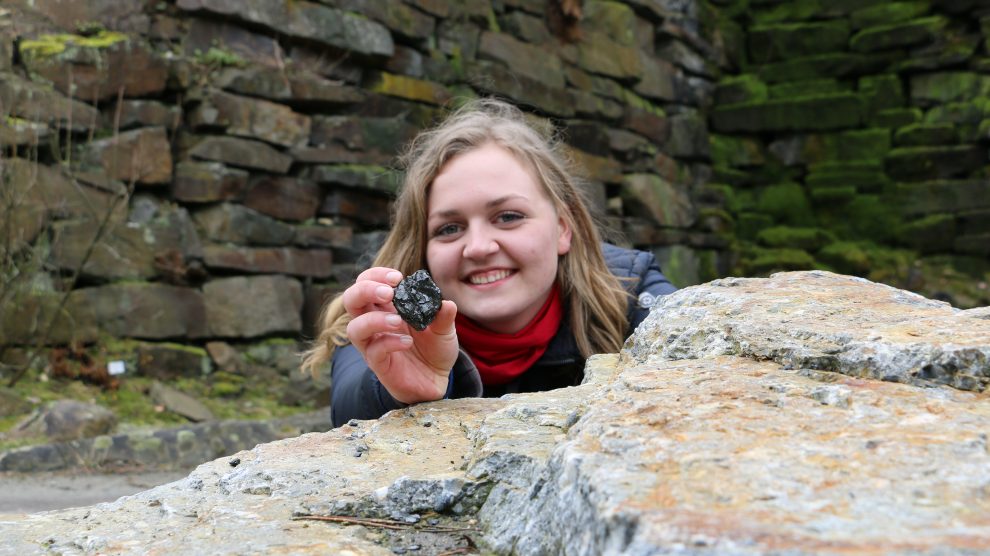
[601,242,654,280]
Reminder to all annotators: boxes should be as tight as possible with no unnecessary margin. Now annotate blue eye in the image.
[497,212,524,223]
[433,223,461,237]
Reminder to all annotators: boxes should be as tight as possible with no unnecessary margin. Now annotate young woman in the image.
[302,99,677,427]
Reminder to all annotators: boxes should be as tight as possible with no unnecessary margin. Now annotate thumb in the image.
[427,300,457,336]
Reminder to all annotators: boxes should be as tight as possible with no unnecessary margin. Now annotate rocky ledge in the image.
[2,271,988,555]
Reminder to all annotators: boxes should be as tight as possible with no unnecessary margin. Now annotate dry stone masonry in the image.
[2,271,988,554]
[2,0,989,383]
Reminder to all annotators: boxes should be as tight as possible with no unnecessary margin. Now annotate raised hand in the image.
[341,267,459,404]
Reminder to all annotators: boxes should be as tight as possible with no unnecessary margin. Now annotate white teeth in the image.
[469,270,510,284]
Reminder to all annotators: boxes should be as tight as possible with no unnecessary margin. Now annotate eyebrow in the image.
[428,194,528,220]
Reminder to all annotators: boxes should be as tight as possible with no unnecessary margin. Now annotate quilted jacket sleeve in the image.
[329,345,483,427]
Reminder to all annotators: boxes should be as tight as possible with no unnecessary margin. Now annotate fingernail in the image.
[386,271,402,285]
[385,314,402,326]
[376,285,392,300]
[399,335,413,346]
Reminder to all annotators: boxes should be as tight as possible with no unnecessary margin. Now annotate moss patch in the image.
[872,107,922,127]
[757,226,835,250]
[741,246,818,275]
[897,214,957,253]
[19,31,128,59]
[823,195,901,242]
[756,182,815,226]
[710,134,766,168]
[816,241,913,282]
[715,74,769,104]
[850,1,931,30]
[768,78,849,99]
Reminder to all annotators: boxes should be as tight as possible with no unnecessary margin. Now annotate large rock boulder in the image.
[5,400,116,443]
[2,271,989,554]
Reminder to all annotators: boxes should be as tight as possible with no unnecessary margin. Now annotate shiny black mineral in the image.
[393,270,442,331]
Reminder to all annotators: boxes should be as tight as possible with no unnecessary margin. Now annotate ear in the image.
[557,216,572,256]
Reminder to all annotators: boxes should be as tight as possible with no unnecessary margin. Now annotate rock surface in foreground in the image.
[2,271,989,555]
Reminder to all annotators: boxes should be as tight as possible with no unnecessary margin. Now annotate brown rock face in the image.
[22,38,167,101]
[201,245,333,278]
[81,127,173,185]
[3,272,988,554]
[13,0,149,34]
[243,176,321,222]
[66,283,209,340]
[172,161,249,203]
[189,136,293,173]
[189,90,311,148]
[0,73,101,131]
[203,275,303,337]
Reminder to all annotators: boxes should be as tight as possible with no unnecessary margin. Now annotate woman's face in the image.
[425,143,572,334]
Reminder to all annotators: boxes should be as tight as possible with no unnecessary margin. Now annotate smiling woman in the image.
[301,98,677,427]
[427,143,572,334]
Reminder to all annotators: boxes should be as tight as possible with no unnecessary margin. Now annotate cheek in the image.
[426,244,454,283]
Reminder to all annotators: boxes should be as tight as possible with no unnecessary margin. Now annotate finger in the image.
[363,333,414,370]
[346,312,407,350]
[355,267,404,287]
[342,280,397,317]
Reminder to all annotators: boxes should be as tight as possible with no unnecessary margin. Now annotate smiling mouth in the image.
[467,269,512,285]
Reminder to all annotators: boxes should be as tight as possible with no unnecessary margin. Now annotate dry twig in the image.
[291,514,479,533]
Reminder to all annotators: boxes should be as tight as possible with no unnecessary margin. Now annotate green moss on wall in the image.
[736,211,772,241]
[824,194,901,242]
[896,214,957,253]
[757,226,835,250]
[872,108,922,127]
[817,241,873,275]
[750,0,824,24]
[742,246,818,275]
[749,20,850,64]
[19,31,128,59]
[809,186,858,204]
[800,129,892,165]
[850,2,932,30]
[710,134,766,168]
[715,74,769,104]
[756,182,815,226]
[768,79,849,99]
[894,123,958,146]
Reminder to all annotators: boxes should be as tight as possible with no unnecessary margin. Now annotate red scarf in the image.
[455,285,564,386]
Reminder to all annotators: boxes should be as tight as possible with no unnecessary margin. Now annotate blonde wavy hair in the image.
[301,98,631,375]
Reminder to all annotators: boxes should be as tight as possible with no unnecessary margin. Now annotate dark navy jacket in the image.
[329,244,677,427]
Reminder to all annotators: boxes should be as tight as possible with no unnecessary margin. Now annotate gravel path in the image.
[0,470,189,513]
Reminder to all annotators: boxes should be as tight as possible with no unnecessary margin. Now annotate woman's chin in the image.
[461,307,534,334]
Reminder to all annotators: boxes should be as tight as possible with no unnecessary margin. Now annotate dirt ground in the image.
[0,469,189,513]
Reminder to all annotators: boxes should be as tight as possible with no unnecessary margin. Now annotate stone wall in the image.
[0,0,722,380]
[707,0,990,307]
[2,0,989,387]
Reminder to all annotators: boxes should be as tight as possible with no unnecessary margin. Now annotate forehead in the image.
[428,143,546,202]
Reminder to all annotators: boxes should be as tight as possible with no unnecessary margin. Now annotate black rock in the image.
[393,270,442,331]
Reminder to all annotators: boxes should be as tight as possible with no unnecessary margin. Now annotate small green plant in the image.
[75,21,106,37]
[194,46,247,69]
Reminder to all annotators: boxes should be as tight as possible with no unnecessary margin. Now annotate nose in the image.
[462,225,498,259]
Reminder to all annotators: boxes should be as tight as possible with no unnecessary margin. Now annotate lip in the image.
[463,268,515,286]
